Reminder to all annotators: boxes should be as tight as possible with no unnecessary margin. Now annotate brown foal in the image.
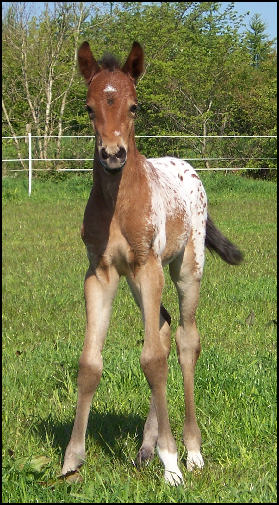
[62,41,242,485]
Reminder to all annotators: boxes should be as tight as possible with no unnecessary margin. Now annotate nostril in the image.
[101,147,109,160]
[116,147,126,160]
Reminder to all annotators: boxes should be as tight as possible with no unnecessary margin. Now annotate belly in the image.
[153,211,191,265]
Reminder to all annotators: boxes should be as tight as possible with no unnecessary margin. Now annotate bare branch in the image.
[2,98,27,170]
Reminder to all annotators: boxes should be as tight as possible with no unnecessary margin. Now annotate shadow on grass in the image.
[36,410,145,463]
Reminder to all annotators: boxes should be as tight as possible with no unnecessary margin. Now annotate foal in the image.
[62,41,242,485]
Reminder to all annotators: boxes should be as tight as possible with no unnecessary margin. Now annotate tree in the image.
[245,13,273,68]
[2,2,276,177]
[2,2,92,166]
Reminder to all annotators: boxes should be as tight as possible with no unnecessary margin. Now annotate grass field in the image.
[2,172,277,503]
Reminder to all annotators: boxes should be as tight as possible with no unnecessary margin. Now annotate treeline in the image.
[2,2,277,177]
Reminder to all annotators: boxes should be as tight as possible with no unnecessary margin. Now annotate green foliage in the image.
[2,2,277,179]
[245,13,274,68]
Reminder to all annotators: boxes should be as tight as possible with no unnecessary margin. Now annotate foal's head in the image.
[78,41,144,174]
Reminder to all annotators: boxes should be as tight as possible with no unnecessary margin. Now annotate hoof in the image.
[59,469,83,484]
[164,468,184,486]
[61,448,85,475]
[186,450,204,471]
[157,447,184,486]
[135,446,154,468]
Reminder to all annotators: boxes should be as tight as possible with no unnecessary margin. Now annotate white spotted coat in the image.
[145,157,207,276]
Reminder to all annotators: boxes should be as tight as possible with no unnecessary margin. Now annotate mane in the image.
[99,53,121,71]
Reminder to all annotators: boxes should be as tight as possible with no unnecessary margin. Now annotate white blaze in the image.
[104,84,117,93]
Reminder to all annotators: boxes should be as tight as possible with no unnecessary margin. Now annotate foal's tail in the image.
[205,214,243,265]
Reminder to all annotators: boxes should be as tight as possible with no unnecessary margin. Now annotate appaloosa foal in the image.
[62,41,242,485]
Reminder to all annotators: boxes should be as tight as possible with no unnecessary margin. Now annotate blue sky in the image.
[2,2,277,42]
[223,2,277,41]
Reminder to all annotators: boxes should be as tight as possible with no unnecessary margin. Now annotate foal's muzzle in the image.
[99,146,127,174]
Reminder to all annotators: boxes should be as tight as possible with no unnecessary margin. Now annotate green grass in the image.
[2,173,277,503]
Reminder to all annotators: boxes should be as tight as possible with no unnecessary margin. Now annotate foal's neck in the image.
[93,135,142,209]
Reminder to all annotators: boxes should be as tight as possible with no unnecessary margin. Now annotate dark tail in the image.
[205,214,243,265]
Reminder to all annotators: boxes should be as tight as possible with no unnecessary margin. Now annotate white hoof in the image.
[157,447,184,486]
[164,468,184,486]
[186,450,204,471]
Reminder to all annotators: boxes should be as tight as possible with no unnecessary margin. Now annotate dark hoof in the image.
[135,446,154,468]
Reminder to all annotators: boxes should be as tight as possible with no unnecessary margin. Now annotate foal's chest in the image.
[83,210,151,276]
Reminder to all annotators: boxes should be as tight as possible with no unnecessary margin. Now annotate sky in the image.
[2,2,277,42]
[222,2,277,41]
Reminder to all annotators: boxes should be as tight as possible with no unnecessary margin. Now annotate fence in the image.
[2,133,277,195]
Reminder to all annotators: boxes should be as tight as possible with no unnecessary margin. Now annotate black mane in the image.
[99,53,120,71]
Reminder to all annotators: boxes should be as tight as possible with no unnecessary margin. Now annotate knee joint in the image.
[140,347,168,385]
[78,354,103,393]
[176,327,201,362]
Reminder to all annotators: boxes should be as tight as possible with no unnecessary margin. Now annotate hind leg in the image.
[127,278,172,467]
[169,239,204,471]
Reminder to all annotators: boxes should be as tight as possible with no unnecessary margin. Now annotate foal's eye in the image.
[85,105,95,117]
[130,104,138,114]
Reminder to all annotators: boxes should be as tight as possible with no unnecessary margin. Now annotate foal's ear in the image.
[78,41,100,86]
[122,41,144,83]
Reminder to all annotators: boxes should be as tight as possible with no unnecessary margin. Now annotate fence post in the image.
[28,132,32,196]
